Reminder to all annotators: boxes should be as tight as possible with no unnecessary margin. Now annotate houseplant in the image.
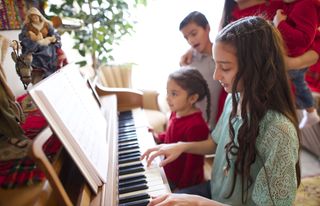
[49,0,147,69]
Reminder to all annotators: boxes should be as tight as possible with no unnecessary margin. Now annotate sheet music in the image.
[30,65,108,185]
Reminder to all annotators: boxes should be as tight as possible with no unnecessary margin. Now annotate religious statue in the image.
[0,35,29,149]
[18,7,67,85]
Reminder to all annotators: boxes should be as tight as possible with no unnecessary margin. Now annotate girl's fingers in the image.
[141,146,160,161]
[148,194,170,206]
[147,149,164,167]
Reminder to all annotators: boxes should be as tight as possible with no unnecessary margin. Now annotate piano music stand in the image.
[28,127,73,206]
[29,127,95,206]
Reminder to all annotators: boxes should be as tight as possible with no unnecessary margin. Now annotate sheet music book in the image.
[28,64,109,194]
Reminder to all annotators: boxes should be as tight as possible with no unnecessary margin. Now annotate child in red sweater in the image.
[153,68,210,191]
[273,0,320,128]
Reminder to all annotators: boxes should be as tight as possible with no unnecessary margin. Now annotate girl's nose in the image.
[213,67,220,81]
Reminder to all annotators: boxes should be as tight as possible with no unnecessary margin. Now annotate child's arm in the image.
[286,50,319,70]
[274,3,318,54]
[148,127,163,144]
[179,48,193,66]
[286,33,320,70]
[273,9,287,28]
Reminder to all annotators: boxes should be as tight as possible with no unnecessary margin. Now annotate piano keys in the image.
[117,110,170,206]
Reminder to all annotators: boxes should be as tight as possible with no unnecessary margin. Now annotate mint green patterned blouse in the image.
[211,94,299,206]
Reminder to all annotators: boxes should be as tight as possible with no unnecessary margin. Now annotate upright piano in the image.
[28,76,171,205]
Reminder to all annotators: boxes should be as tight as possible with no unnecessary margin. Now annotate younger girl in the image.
[153,68,211,191]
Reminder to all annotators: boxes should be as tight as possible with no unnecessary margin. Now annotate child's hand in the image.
[180,48,193,66]
[273,9,287,28]
[148,127,161,144]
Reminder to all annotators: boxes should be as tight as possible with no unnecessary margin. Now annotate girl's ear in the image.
[189,93,199,105]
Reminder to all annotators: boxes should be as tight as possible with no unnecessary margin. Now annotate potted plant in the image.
[49,0,147,69]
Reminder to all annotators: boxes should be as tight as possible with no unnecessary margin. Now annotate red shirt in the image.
[232,1,283,21]
[307,2,320,93]
[276,0,320,93]
[158,111,209,189]
[277,0,319,56]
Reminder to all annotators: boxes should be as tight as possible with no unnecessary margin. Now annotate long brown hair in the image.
[215,16,301,203]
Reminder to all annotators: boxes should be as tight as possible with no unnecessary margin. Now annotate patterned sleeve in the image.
[252,119,299,206]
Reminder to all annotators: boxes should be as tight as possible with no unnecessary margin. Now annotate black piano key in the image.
[119,167,144,176]
[119,178,147,188]
[119,174,146,183]
[119,121,135,127]
[118,151,141,160]
[118,134,137,139]
[119,152,140,159]
[119,111,133,117]
[118,137,137,143]
[119,163,143,171]
[118,183,148,194]
[119,128,135,132]
[119,193,150,204]
[118,156,141,164]
[118,133,137,138]
[119,151,141,158]
[119,149,140,155]
[119,163,144,171]
[118,139,139,147]
[118,119,133,124]
[119,138,137,144]
[119,142,139,149]
[119,199,149,206]
[119,126,137,133]
[119,132,137,138]
[118,144,139,152]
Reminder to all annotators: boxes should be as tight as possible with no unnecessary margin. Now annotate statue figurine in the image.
[0,35,29,149]
[19,7,67,85]
[11,40,33,89]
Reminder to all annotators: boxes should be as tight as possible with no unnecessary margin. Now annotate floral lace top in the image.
[210,94,299,206]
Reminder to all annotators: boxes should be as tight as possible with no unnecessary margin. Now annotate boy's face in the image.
[181,22,211,54]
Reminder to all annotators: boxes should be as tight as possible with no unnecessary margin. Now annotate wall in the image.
[0,30,26,96]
